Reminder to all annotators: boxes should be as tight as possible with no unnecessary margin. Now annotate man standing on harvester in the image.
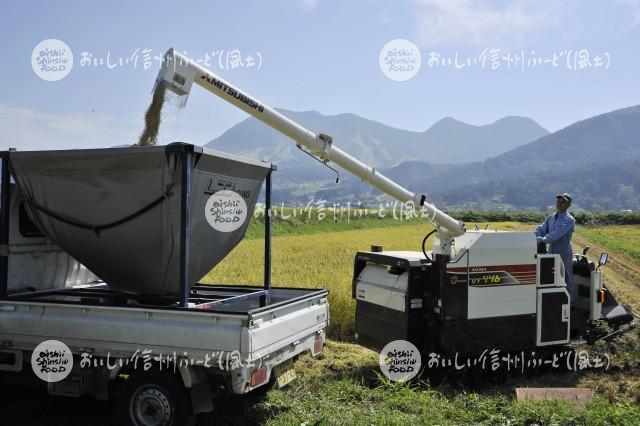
[535,193,576,298]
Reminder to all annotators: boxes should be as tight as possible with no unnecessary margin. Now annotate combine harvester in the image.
[150,48,635,356]
[0,47,635,424]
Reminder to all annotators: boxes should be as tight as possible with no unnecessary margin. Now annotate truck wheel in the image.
[117,372,195,426]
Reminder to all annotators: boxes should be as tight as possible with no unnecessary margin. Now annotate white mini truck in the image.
[0,145,328,425]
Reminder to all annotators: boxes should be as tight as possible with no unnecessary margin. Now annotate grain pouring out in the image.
[137,80,168,146]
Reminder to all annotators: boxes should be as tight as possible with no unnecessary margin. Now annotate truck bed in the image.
[0,284,328,382]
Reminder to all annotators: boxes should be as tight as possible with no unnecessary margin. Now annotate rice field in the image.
[203,222,529,339]
[204,226,417,339]
[576,225,640,261]
[197,220,640,424]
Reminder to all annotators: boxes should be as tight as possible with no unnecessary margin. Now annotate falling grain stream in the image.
[137,81,167,146]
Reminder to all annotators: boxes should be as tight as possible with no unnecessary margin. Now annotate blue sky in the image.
[1,0,639,150]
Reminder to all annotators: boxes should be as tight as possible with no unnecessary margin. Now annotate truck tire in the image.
[116,372,196,426]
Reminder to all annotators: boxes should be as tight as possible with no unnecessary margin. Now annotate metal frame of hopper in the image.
[0,144,277,307]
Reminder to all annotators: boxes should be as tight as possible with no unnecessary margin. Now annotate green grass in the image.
[205,341,640,425]
[576,225,640,261]
[258,382,638,425]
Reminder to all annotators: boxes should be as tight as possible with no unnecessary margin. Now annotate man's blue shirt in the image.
[535,211,576,296]
[534,211,575,256]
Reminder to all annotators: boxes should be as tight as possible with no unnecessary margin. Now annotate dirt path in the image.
[508,222,639,310]
[573,233,640,312]
[567,233,639,402]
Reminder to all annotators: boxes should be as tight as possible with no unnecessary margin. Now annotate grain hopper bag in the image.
[9,145,270,295]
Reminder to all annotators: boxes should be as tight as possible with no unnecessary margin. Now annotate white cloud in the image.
[617,0,640,30]
[415,0,558,47]
[299,0,318,12]
[0,104,138,151]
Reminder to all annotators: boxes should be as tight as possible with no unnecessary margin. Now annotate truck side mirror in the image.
[598,252,608,268]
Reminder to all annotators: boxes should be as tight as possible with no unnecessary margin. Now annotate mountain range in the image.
[208,109,548,181]
[206,105,640,211]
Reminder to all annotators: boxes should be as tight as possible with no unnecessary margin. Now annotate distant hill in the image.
[487,105,640,177]
[430,159,640,211]
[322,105,640,210]
[386,104,640,194]
[421,115,549,164]
[207,109,549,177]
[207,104,640,211]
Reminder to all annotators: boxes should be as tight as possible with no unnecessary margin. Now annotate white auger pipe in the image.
[156,48,466,238]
